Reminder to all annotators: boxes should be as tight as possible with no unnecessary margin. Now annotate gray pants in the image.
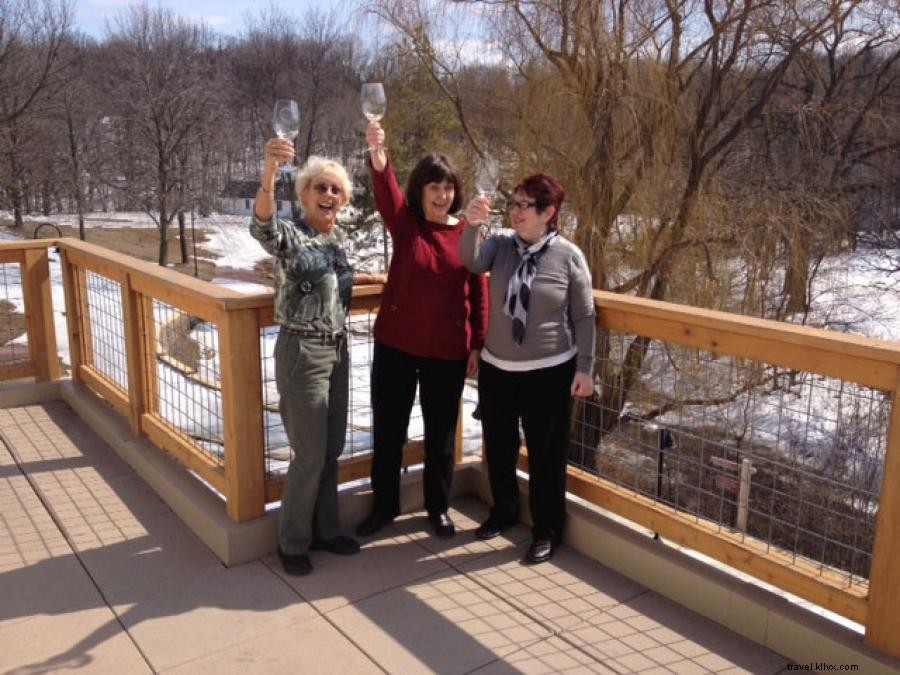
[276,331,349,554]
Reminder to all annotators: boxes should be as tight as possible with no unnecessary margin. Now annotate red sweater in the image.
[371,161,487,360]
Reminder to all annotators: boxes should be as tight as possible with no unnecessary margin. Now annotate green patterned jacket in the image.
[250,215,353,332]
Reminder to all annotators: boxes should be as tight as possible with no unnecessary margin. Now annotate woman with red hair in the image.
[462,173,595,564]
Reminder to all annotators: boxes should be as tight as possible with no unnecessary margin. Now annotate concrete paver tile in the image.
[265,531,452,614]
[0,550,106,630]
[110,561,315,671]
[471,636,616,674]
[459,543,645,632]
[328,569,552,674]
[566,591,785,674]
[162,615,381,674]
[0,603,151,674]
[79,511,223,598]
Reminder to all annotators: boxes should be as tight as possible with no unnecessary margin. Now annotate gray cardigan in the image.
[460,225,596,374]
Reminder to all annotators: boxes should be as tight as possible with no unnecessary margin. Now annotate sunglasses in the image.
[507,200,537,212]
[312,182,343,196]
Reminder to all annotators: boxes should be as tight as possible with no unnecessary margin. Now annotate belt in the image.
[281,326,345,344]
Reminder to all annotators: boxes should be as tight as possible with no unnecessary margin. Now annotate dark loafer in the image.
[356,511,396,537]
[277,547,313,576]
[522,538,554,565]
[475,516,512,541]
[310,535,360,555]
[428,512,456,539]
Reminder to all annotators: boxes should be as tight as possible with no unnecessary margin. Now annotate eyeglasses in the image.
[312,183,343,196]
[507,200,537,212]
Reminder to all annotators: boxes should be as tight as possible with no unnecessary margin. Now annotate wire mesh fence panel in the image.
[261,305,446,480]
[151,299,225,469]
[84,271,127,391]
[0,262,29,366]
[570,331,888,592]
[261,310,387,479]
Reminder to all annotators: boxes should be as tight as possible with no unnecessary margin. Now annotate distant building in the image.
[219,178,294,218]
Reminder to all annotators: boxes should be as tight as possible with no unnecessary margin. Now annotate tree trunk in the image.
[178,211,188,264]
[782,236,810,315]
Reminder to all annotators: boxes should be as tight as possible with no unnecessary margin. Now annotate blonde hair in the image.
[295,155,353,210]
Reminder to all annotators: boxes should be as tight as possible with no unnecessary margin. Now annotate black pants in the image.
[478,357,576,542]
[369,342,467,517]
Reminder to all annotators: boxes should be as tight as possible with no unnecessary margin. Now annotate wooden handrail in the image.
[596,290,900,391]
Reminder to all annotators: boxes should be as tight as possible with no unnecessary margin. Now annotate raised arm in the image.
[366,122,408,236]
[254,138,294,222]
[249,138,296,256]
[460,195,502,273]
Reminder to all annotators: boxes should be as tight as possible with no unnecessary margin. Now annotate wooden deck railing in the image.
[1,236,898,659]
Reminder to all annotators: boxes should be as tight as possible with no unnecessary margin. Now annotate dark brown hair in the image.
[513,173,565,231]
[406,154,463,221]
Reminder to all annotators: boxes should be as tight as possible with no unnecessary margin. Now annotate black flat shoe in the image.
[475,516,513,541]
[278,547,313,576]
[356,511,395,537]
[310,535,360,555]
[428,512,455,539]
[522,538,554,565]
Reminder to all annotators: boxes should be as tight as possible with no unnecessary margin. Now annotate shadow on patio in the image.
[1,399,792,674]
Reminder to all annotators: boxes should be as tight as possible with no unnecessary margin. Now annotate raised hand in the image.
[464,195,491,226]
[264,137,295,169]
[366,122,387,172]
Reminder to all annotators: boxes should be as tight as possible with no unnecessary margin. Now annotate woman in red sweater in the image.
[357,122,488,539]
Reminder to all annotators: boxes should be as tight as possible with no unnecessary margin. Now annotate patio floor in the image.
[0,401,795,674]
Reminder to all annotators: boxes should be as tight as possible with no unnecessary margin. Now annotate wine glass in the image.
[474,155,500,198]
[361,83,386,150]
[475,155,500,232]
[273,99,300,141]
[361,83,386,122]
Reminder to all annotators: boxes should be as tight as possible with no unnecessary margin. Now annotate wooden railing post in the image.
[121,274,146,436]
[865,371,900,658]
[58,249,83,381]
[219,306,265,522]
[22,248,60,381]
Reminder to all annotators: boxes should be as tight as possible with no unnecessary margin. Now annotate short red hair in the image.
[513,173,565,230]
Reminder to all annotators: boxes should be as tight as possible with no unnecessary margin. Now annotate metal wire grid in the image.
[84,271,128,391]
[570,332,887,589]
[261,308,431,479]
[150,300,225,469]
[0,262,29,365]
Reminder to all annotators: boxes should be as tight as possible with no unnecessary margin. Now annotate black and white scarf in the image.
[503,232,558,345]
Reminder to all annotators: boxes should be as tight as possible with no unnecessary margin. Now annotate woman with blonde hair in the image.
[251,137,383,575]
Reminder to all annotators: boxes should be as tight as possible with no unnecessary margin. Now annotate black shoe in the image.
[356,511,395,537]
[475,516,512,541]
[428,512,455,539]
[310,535,360,555]
[522,538,554,565]
[278,547,313,576]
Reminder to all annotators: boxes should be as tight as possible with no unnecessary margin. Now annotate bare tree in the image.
[101,2,221,266]
[0,0,73,228]
[368,0,879,458]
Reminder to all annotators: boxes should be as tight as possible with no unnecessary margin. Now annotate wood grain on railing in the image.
[22,249,59,381]
[219,306,266,522]
[596,291,900,390]
[866,376,900,655]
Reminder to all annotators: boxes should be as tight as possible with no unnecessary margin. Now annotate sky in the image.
[75,0,344,38]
